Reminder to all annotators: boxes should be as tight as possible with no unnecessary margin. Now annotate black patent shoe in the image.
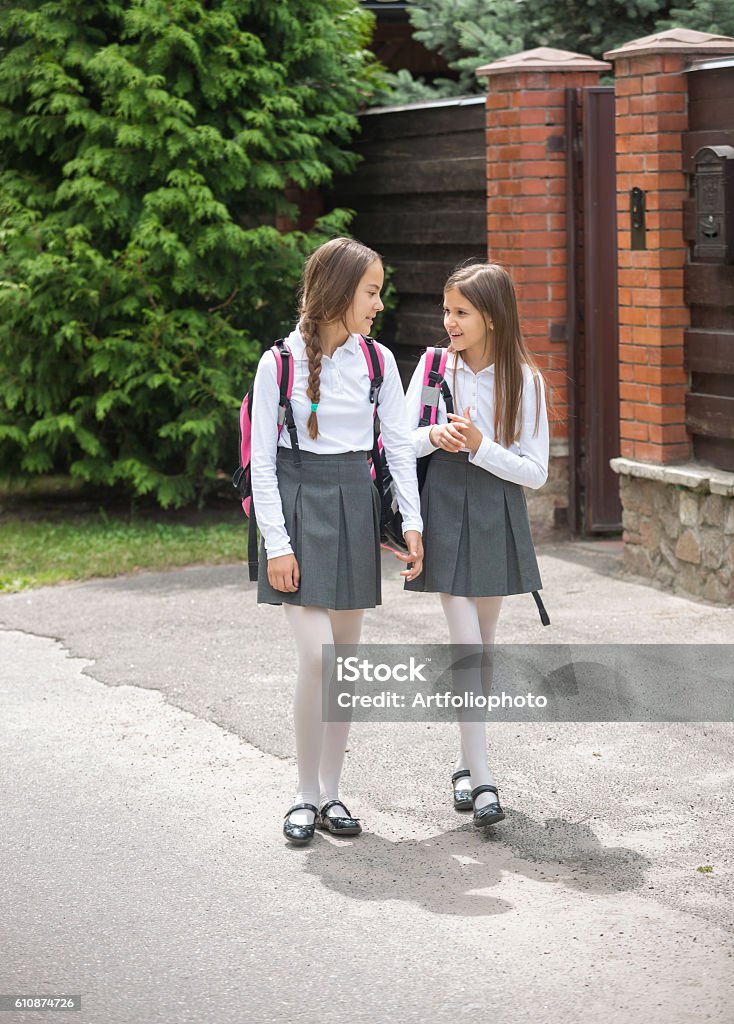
[471,785,505,827]
[315,799,362,837]
[451,769,473,811]
[283,803,319,845]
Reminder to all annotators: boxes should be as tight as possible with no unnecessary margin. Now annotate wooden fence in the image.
[328,96,487,379]
[683,60,734,471]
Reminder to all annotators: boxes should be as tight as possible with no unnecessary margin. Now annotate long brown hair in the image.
[445,263,544,448]
[299,237,381,439]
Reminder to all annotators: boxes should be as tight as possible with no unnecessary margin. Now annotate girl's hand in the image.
[448,408,483,455]
[429,421,467,453]
[267,553,300,592]
[395,530,424,581]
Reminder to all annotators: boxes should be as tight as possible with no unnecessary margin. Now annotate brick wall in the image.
[613,54,691,464]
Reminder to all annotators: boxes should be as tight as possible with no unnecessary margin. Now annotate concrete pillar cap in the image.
[476,47,610,77]
[604,27,734,61]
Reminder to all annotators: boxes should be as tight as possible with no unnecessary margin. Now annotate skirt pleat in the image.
[405,449,542,598]
[257,448,381,610]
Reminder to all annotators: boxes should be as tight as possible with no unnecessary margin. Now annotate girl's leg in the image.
[319,609,364,817]
[283,604,336,826]
[476,596,503,647]
[440,593,503,812]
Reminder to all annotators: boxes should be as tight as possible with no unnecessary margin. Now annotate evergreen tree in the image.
[662,0,734,36]
[0,0,381,506]
[377,0,675,103]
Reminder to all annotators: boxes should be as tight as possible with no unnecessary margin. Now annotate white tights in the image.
[440,594,504,811]
[283,604,364,825]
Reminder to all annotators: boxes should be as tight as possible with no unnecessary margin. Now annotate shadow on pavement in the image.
[297,810,650,916]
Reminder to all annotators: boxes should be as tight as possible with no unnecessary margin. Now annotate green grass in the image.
[0,515,248,592]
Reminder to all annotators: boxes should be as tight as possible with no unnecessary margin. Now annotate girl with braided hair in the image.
[250,237,424,844]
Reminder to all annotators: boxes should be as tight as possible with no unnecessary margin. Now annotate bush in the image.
[0,0,382,506]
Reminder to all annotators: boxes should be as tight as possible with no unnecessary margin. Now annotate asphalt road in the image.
[1,542,732,1023]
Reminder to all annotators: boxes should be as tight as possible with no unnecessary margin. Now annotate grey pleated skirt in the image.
[405,449,542,597]
[257,448,382,610]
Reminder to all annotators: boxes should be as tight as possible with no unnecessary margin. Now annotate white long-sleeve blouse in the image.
[404,350,549,490]
[250,326,423,558]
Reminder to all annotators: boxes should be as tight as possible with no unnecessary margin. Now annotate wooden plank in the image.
[331,155,486,197]
[686,392,734,439]
[692,435,734,472]
[350,129,484,162]
[685,263,734,307]
[688,68,734,131]
[685,329,734,373]
[359,102,485,143]
[352,208,486,247]
[682,130,734,167]
[395,311,447,348]
[390,259,474,294]
[692,371,734,396]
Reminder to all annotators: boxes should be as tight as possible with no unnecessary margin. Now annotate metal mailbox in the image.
[693,145,734,263]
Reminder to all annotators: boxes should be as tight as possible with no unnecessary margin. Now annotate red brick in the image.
[657,113,688,133]
[618,268,648,287]
[518,266,566,283]
[621,421,649,441]
[642,72,687,94]
[620,306,649,327]
[634,365,688,386]
[517,89,564,108]
[620,382,649,402]
[518,108,548,126]
[634,403,684,424]
[619,343,648,364]
[617,76,643,97]
[648,423,690,444]
[647,306,689,328]
[644,152,684,173]
[648,345,686,366]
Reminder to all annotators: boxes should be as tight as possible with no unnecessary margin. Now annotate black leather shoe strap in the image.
[451,769,471,783]
[319,799,354,818]
[284,802,319,819]
[471,785,498,800]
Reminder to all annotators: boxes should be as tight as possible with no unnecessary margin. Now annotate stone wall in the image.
[526,447,569,541]
[614,460,734,603]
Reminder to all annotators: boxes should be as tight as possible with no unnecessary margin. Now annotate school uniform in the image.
[250,326,422,610]
[404,350,548,597]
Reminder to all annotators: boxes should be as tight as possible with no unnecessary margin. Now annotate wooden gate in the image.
[566,86,622,534]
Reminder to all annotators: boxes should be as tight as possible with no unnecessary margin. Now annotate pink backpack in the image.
[233,336,386,581]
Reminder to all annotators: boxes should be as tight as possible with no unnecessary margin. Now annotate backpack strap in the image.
[271,340,299,455]
[358,336,389,531]
[532,590,550,626]
[419,347,453,427]
[358,335,385,410]
[246,339,297,582]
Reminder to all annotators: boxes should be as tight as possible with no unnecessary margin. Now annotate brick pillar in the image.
[604,29,734,464]
[605,29,734,604]
[476,48,610,533]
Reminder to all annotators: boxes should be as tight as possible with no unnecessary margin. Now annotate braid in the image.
[301,315,322,440]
